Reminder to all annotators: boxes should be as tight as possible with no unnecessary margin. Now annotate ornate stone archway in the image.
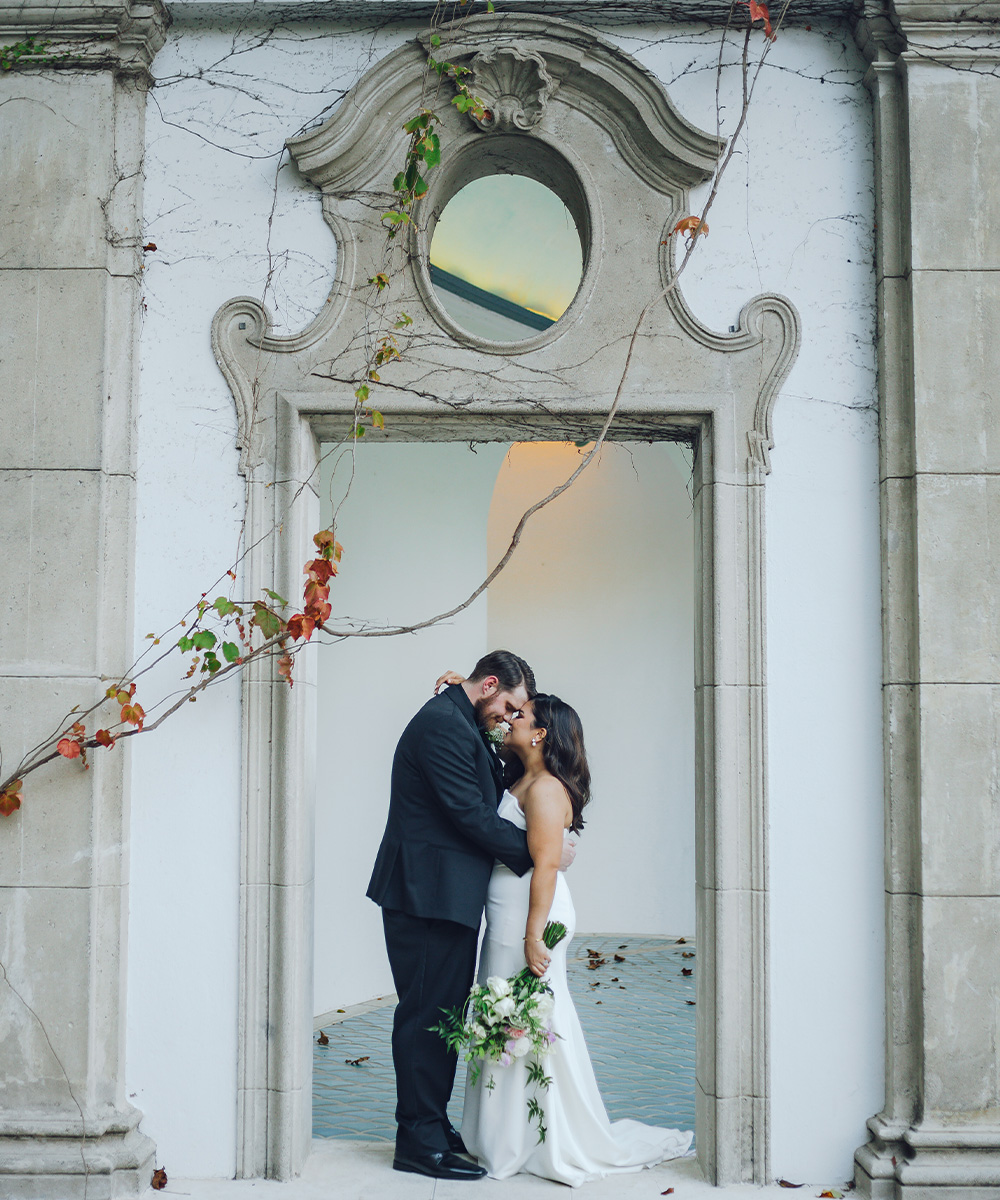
[212,12,799,1185]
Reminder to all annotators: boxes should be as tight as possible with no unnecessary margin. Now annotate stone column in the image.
[0,3,167,1196]
[856,3,1000,1196]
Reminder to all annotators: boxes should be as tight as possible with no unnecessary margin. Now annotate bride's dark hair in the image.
[531,694,591,833]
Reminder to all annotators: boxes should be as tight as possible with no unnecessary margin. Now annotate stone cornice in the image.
[855,0,1000,62]
[0,0,170,75]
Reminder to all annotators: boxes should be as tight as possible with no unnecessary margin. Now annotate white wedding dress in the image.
[461,790,693,1186]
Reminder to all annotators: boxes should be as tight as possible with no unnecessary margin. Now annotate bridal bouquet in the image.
[433,920,567,1142]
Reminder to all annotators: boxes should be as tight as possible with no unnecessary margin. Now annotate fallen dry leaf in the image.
[662,1190,675,1195]
[151,1167,167,1190]
[614,953,626,962]
[317,1030,329,1046]
[778,1182,804,1189]
[345,1055,370,1067]
[685,1000,696,1006]
[676,937,687,944]
[682,967,693,976]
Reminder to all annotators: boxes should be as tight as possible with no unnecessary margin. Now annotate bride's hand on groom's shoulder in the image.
[434,670,466,694]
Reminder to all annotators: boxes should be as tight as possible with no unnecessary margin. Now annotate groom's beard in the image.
[473,696,497,731]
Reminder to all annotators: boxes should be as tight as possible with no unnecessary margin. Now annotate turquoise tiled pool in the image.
[313,935,696,1142]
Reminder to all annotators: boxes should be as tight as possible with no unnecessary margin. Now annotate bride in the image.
[461,692,693,1186]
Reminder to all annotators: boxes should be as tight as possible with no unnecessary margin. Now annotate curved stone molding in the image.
[467,45,557,132]
[288,15,721,196]
[660,218,801,476]
[742,294,802,476]
[210,296,271,476]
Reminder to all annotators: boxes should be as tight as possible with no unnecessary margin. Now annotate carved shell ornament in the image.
[468,46,557,132]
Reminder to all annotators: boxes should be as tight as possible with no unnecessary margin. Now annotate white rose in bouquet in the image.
[471,1023,487,1041]
[493,995,516,1018]
[487,976,512,999]
[533,993,554,1020]
[509,1035,532,1059]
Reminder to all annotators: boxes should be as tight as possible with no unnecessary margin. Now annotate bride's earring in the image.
[531,737,538,746]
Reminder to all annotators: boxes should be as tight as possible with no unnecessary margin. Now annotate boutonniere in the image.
[485,722,508,748]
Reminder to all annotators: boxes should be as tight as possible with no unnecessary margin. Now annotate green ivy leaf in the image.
[252,602,282,639]
[192,630,217,650]
[263,589,288,606]
[222,641,240,663]
[213,595,240,617]
[355,383,370,403]
[204,651,222,673]
[177,635,195,652]
[430,33,441,46]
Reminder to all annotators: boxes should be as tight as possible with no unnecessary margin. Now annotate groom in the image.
[367,650,537,1181]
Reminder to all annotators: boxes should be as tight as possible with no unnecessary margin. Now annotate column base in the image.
[856,1114,1000,1199]
[0,1104,156,1200]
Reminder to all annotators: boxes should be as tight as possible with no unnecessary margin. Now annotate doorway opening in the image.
[310,436,698,1146]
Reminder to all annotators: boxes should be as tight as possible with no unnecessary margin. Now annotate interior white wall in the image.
[487,442,696,936]
[129,12,883,1183]
[312,440,507,1016]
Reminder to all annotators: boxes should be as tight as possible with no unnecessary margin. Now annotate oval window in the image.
[429,174,584,344]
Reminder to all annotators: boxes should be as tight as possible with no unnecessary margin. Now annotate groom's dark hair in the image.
[468,650,536,698]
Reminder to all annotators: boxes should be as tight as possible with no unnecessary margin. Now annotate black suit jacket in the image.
[366,685,533,928]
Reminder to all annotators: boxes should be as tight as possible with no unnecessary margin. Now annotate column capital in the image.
[0,0,169,78]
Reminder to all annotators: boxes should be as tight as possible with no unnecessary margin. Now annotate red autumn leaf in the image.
[0,781,23,817]
[57,738,82,759]
[95,729,117,748]
[305,598,332,624]
[671,215,709,240]
[313,529,336,552]
[287,613,316,642]
[305,557,336,584]
[120,702,145,729]
[277,653,294,687]
[740,0,775,39]
[151,1167,167,1190]
[662,1190,675,1196]
[304,579,330,607]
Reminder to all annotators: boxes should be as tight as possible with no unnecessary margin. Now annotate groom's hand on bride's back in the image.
[559,836,578,872]
[434,670,466,694]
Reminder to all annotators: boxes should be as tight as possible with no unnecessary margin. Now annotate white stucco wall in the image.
[129,12,882,1183]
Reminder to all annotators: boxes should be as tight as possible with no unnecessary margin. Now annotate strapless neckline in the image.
[498,789,570,836]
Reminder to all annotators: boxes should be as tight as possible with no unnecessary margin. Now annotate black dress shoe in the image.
[446,1123,470,1155]
[392,1150,487,1180]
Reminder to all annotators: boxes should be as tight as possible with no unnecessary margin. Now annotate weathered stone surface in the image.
[880,477,918,687]
[0,72,115,272]
[907,63,1000,273]
[0,270,108,471]
[922,896,1000,1117]
[911,270,1000,474]
[919,684,1000,896]
[915,473,1000,684]
[0,471,103,675]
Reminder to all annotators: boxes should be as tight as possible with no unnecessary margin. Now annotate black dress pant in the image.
[381,907,479,1156]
